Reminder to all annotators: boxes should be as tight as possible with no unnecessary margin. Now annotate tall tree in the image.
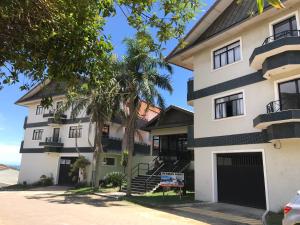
[118,37,173,195]
[65,59,120,187]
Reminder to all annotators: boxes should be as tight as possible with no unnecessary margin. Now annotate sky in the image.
[0,0,215,165]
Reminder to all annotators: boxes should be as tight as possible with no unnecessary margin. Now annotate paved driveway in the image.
[0,187,263,225]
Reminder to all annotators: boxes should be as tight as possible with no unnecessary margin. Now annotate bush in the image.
[38,175,53,186]
[103,172,125,188]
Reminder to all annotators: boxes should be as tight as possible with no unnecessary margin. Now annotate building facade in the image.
[16,81,159,185]
[168,0,300,211]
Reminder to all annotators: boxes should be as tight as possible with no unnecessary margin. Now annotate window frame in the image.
[269,11,300,37]
[211,38,242,71]
[212,90,246,121]
[152,136,160,152]
[32,129,43,140]
[68,126,82,138]
[35,105,44,115]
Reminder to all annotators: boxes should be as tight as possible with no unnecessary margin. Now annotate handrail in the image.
[266,99,300,114]
[263,29,300,45]
[144,162,164,192]
[179,162,191,173]
[131,163,150,178]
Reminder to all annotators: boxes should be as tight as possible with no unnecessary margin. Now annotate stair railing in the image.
[131,163,150,178]
[179,162,191,173]
[144,162,164,192]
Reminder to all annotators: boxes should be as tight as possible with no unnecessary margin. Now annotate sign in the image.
[160,172,184,188]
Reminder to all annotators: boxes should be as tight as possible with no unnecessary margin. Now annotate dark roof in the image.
[144,105,193,131]
[16,82,66,104]
[169,0,270,59]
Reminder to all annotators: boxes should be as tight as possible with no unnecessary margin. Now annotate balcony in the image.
[253,100,300,142]
[187,78,194,105]
[250,30,300,79]
[102,137,150,155]
[39,137,64,147]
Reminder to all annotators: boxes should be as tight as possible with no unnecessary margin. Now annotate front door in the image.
[52,128,60,143]
[58,157,78,186]
[279,78,300,111]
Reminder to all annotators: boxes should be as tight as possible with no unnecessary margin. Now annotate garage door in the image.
[217,152,266,209]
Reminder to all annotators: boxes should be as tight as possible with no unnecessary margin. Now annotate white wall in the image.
[194,141,300,212]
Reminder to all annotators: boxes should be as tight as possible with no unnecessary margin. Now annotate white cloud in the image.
[0,144,21,165]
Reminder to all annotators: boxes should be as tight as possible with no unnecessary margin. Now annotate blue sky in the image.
[0,1,214,165]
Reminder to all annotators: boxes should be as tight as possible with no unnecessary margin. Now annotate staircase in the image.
[121,159,190,194]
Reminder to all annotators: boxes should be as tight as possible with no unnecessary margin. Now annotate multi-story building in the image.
[167,0,300,211]
[16,81,159,185]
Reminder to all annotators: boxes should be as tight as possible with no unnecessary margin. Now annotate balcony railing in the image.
[263,30,300,45]
[266,100,300,114]
[45,137,62,143]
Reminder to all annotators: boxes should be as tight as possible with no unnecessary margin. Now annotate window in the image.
[36,105,43,115]
[213,41,241,69]
[103,157,115,166]
[102,125,109,138]
[69,126,82,138]
[32,129,43,140]
[273,16,297,40]
[215,93,244,119]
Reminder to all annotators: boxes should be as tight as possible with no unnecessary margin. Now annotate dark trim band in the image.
[253,110,300,128]
[250,37,300,65]
[262,51,300,75]
[188,132,268,148]
[187,71,265,101]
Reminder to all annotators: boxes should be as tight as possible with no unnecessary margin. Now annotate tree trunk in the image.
[92,120,104,188]
[126,103,136,196]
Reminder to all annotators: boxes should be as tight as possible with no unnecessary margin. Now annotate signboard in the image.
[160,172,184,188]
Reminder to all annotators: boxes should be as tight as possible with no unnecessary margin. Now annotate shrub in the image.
[103,172,125,188]
[38,175,53,186]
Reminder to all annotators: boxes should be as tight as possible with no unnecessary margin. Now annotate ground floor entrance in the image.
[216,152,266,209]
[58,157,78,186]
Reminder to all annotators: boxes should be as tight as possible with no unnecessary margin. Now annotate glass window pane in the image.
[220,53,227,67]
[214,55,220,69]
[234,46,241,61]
[279,80,299,110]
[228,49,234,64]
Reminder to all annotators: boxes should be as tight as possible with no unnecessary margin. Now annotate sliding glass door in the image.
[279,78,300,111]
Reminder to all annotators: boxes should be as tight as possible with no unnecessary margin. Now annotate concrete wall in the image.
[194,141,300,212]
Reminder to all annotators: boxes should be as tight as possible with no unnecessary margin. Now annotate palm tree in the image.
[65,71,119,187]
[118,37,173,195]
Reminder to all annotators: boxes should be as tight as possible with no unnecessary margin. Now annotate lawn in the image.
[123,191,195,206]
[67,186,119,195]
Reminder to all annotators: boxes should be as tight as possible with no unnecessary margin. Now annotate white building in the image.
[167,0,300,211]
[16,81,159,186]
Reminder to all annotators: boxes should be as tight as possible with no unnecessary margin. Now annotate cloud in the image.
[0,144,21,165]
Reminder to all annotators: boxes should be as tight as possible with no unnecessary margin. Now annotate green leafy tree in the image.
[0,0,202,91]
[118,37,173,195]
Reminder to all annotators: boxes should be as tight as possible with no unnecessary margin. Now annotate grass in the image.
[67,186,119,195]
[123,191,195,206]
[266,212,283,225]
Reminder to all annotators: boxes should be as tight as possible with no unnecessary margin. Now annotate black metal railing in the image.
[266,99,300,113]
[263,30,300,45]
[45,137,62,143]
[144,162,164,192]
